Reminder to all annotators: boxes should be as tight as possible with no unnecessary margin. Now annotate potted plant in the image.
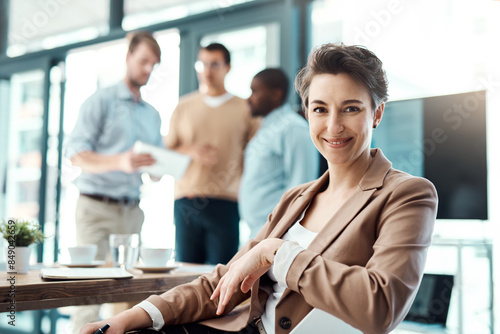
[1,219,45,274]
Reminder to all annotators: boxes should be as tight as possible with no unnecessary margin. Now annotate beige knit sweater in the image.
[165,91,258,201]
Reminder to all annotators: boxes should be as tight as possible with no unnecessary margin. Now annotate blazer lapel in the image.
[278,149,392,304]
[268,172,330,239]
[308,187,376,253]
[309,149,392,254]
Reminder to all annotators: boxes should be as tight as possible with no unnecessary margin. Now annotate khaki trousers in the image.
[71,195,144,334]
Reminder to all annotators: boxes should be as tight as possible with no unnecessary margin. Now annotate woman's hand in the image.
[79,307,152,334]
[79,319,125,334]
[211,238,285,315]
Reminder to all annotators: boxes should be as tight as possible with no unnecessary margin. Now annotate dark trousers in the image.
[174,197,240,265]
[127,321,259,334]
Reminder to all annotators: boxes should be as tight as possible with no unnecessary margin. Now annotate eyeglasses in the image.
[194,60,226,73]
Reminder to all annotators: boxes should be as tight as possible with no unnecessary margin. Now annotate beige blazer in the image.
[146,149,438,334]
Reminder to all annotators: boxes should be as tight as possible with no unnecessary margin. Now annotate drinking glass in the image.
[109,233,140,269]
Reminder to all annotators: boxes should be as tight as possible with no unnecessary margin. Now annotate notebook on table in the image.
[40,268,133,280]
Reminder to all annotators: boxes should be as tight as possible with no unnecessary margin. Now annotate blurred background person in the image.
[165,43,258,265]
[64,31,163,333]
[240,68,318,239]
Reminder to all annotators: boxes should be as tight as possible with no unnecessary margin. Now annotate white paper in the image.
[40,268,133,280]
[133,141,191,179]
[174,264,216,274]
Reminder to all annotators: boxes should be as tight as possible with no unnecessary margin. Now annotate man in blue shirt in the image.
[239,68,319,239]
[64,31,163,333]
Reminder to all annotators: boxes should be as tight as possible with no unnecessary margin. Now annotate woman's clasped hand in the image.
[211,238,285,315]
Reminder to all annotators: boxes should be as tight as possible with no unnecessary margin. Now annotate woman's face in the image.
[307,73,384,168]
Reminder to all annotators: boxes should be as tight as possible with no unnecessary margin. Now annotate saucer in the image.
[59,260,106,268]
[134,264,180,273]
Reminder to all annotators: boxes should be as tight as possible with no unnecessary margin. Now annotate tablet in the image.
[290,308,362,334]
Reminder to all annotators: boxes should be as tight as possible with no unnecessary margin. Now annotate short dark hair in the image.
[254,68,290,104]
[201,43,231,64]
[295,43,388,110]
[127,31,161,61]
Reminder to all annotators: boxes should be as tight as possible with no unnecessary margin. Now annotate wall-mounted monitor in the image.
[372,91,487,220]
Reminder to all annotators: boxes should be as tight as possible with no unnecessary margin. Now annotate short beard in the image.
[129,77,147,89]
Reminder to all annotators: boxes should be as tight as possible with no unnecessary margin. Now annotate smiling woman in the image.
[307,73,382,168]
[80,44,438,334]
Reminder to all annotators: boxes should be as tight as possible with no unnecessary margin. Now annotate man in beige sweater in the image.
[165,43,257,264]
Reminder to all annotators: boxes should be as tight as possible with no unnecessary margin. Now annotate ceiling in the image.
[7,0,251,43]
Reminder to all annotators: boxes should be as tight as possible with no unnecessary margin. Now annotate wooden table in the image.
[0,267,203,312]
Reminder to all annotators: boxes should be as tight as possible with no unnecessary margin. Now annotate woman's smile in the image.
[323,137,352,147]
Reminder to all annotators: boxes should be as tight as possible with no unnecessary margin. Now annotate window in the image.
[0,69,48,268]
[1,70,45,222]
[310,0,500,100]
[201,23,280,98]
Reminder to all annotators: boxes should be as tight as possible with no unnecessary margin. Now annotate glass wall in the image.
[0,69,46,269]
[138,30,181,249]
[2,70,45,222]
[201,23,280,98]
[0,79,10,221]
[310,0,500,101]
[42,63,66,265]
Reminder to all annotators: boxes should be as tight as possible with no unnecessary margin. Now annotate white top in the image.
[135,209,318,332]
[203,92,233,108]
[261,211,318,333]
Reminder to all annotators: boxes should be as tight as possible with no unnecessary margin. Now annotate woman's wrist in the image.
[262,238,285,264]
[118,307,153,332]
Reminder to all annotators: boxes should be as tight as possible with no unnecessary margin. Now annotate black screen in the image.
[404,274,454,326]
[372,91,488,220]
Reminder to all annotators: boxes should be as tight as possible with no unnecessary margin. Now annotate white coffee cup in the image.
[140,247,175,267]
[68,244,98,264]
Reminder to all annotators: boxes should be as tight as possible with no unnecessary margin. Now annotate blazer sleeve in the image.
[142,184,302,327]
[284,177,438,334]
[144,238,259,327]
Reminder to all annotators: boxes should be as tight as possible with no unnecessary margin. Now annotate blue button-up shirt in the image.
[64,81,163,200]
[239,104,319,238]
